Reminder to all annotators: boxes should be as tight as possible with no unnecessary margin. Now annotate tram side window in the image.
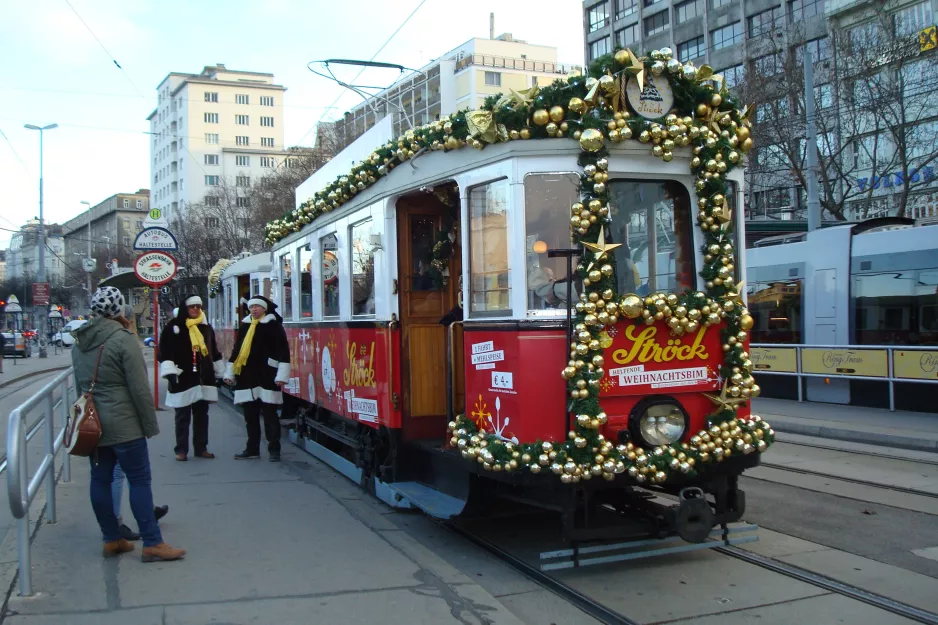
[606,181,694,295]
[322,233,340,318]
[280,253,293,321]
[748,279,803,343]
[351,219,376,316]
[299,244,313,317]
[469,179,511,315]
[853,269,938,345]
[524,173,580,311]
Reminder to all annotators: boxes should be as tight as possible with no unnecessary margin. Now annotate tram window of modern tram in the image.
[524,173,580,311]
[852,269,938,345]
[747,279,803,344]
[299,244,313,317]
[280,252,293,321]
[606,180,694,295]
[322,233,340,317]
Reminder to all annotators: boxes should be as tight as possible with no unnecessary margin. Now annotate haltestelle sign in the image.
[134,226,178,251]
[134,252,178,286]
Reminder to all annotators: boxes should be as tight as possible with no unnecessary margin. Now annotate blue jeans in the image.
[112,464,126,520]
[89,438,162,547]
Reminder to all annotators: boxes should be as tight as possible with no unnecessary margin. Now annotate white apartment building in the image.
[336,34,582,144]
[147,64,289,224]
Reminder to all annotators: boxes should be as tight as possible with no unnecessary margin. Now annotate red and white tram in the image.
[209,47,774,542]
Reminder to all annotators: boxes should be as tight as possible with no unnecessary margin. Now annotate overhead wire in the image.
[63,0,145,97]
[295,0,429,146]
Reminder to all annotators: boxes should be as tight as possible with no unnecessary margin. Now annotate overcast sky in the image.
[0,0,584,250]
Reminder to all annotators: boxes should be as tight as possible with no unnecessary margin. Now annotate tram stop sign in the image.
[134,251,178,287]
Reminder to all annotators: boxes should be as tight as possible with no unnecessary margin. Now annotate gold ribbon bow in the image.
[466,110,508,144]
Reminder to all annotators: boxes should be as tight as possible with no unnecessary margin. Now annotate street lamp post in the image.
[80,200,92,312]
[25,123,58,359]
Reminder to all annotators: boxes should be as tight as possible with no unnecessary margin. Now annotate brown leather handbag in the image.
[65,346,105,457]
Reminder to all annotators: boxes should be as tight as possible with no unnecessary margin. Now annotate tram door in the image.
[397,194,462,440]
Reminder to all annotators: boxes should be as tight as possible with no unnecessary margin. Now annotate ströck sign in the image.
[133,227,178,251]
[134,252,178,287]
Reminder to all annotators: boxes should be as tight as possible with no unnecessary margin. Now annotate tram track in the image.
[779,438,938,467]
[445,520,642,625]
[715,545,938,625]
[759,461,938,500]
[445,511,938,624]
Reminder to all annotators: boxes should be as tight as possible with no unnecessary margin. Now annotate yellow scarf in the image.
[232,317,259,374]
[186,311,209,357]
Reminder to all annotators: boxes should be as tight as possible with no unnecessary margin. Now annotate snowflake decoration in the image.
[600,377,617,392]
[606,326,619,338]
[470,394,491,429]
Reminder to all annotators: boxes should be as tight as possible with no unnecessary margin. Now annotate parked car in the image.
[2,329,31,358]
[54,319,88,347]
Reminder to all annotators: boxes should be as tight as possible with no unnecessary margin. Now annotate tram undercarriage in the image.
[282,395,756,545]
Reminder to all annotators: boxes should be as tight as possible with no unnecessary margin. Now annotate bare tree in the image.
[738,8,937,221]
[171,142,339,281]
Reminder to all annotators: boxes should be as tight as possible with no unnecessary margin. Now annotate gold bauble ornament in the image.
[549,105,565,123]
[737,126,751,142]
[599,74,616,93]
[739,314,754,330]
[696,103,711,118]
[614,49,630,65]
[741,138,754,153]
[520,128,532,140]
[546,122,558,135]
[662,151,673,162]
[568,97,586,114]
[711,93,723,108]
[532,109,550,126]
[579,128,605,152]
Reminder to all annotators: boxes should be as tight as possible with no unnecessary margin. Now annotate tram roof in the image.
[276,138,717,252]
[221,252,272,280]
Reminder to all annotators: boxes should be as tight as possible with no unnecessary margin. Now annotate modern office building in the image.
[582,0,936,229]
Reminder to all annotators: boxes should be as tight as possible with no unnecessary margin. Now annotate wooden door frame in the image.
[396,195,461,440]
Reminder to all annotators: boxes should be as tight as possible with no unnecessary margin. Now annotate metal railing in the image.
[750,343,938,411]
[6,367,75,596]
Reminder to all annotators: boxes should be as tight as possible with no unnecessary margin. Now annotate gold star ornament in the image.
[623,49,646,92]
[583,227,623,273]
[703,381,748,413]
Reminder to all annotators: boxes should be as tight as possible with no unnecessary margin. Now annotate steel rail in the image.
[717,546,938,625]
[757,462,938,500]
[777,439,938,467]
[446,522,641,625]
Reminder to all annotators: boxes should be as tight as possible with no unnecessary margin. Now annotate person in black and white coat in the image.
[223,295,290,461]
[157,295,224,461]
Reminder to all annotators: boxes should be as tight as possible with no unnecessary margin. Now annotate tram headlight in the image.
[630,399,688,447]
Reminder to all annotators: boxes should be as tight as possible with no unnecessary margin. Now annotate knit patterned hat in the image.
[91,287,125,319]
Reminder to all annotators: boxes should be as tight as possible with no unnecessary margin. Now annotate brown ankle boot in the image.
[141,542,186,562]
[102,539,135,557]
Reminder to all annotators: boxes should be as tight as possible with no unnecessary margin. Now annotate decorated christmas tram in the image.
[208,47,775,542]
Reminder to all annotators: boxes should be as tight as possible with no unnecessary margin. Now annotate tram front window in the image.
[606,180,694,295]
[524,173,580,311]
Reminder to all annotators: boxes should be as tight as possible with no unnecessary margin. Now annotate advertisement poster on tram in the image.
[281,326,396,428]
[601,322,725,396]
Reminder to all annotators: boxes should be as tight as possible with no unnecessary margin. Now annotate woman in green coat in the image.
[72,287,184,562]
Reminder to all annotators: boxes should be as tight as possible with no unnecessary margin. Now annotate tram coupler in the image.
[674,487,715,543]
